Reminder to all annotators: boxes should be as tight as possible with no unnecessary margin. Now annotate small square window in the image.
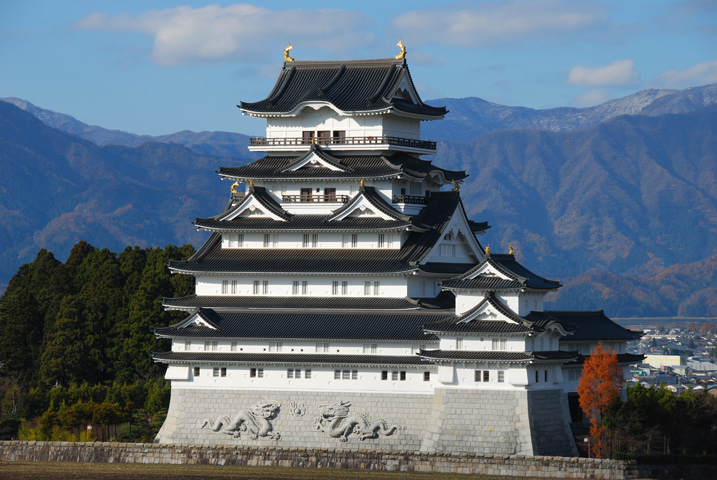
[295,368,301,379]
[483,370,490,382]
[194,367,200,377]
[498,370,505,383]
[342,370,350,380]
[400,371,406,381]
[334,370,341,380]
[392,371,398,381]
[305,369,311,379]
[475,370,481,382]
[287,369,294,379]
[221,367,227,377]
[424,371,430,382]
[250,368,257,378]
[257,368,263,378]
[213,368,219,377]
[351,370,358,380]
[382,370,388,380]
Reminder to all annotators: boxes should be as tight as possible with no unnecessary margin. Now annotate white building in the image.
[152,51,641,455]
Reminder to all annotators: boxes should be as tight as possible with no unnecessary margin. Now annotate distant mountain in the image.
[2,88,716,316]
[424,83,717,142]
[1,97,258,160]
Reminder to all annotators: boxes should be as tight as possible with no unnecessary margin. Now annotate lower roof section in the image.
[418,349,578,364]
[152,351,428,368]
[155,308,450,341]
[567,352,645,366]
[163,295,426,312]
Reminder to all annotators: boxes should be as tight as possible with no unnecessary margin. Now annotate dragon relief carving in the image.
[201,401,281,440]
[315,401,405,442]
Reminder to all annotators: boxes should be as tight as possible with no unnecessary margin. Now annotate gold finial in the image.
[395,40,406,60]
[451,180,460,191]
[249,179,254,188]
[230,180,239,194]
[509,245,514,255]
[485,245,490,255]
[360,178,365,187]
[284,43,294,62]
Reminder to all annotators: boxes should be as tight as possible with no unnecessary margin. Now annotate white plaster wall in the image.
[450,364,530,390]
[454,291,484,316]
[406,276,439,298]
[173,339,439,355]
[220,232,402,250]
[436,335,526,352]
[195,275,408,297]
[265,107,384,139]
[527,364,563,390]
[382,114,420,139]
[169,365,436,394]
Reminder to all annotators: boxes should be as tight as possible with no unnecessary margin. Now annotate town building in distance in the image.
[152,47,642,456]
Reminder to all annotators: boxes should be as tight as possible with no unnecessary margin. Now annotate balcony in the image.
[249,135,437,152]
[282,194,350,203]
[392,194,427,205]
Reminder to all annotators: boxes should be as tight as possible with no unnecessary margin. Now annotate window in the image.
[363,343,377,354]
[332,281,340,295]
[456,338,464,350]
[424,371,431,382]
[253,280,261,294]
[213,368,220,377]
[194,367,200,377]
[300,187,313,202]
[334,370,341,380]
[400,371,406,381]
[333,130,345,143]
[373,281,380,295]
[250,367,263,378]
[263,234,271,247]
[221,367,227,377]
[317,130,330,144]
[545,370,548,382]
[498,370,505,383]
[295,368,301,379]
[185,341,191,351]
[352,370,358,380]
[287,369,294,379]
[269,342,283,352]
[342,370,350,380]
[343,233,358,248]
[292,279,308,295]
[203,341,217,351]
[222,280,229,294]
[387,234,394,248]
[324,188,336,202]
[237,234,244,247]
[305,369,311,379]
[475,370,481,382]
[378,234,385,248]
[292,281,300,295]
[231,280,237,294]
[302,281,308,295]
[475,370,490,382]
[382,370,388,380]
[483,370,490,382]
[316,342,329,353]
[342,281,348,295]
[391,371,399,381]
[492,339,507,351]
[390,371,406,381]
[262,280,268,294]
[535,371,539,383]
[364,281,371,296]
[302,130,314,144]
[302,234,318,248]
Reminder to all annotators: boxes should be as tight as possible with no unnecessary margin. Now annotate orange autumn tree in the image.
[576,343,624,458]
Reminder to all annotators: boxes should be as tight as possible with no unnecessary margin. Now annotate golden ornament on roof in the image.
[230,180,239,194]
[395,40,406,60]
[360,178,365,187]
[451,180,460,191]
[284,43,294,62]
[249,179,254,188]
[509,245,514,255]
[485,245,490,255]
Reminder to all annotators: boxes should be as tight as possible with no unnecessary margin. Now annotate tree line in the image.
[0,241,194,441]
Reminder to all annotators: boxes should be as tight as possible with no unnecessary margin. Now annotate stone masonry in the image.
[156,387,576,456]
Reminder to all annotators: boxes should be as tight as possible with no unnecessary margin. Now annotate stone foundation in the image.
[156,387,576,456]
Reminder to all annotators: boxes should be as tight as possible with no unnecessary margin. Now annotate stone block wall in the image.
[157,387,575,457]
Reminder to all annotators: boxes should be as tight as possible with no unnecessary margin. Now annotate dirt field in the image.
[0,462,534,480]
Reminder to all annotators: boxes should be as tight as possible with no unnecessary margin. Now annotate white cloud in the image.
[391,0,609,47]
[655,60,717,88]
[567,59,640,86]
[570,89,612,107]
[75,5,375,66]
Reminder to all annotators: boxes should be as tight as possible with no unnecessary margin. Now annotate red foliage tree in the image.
[576,343,624,458]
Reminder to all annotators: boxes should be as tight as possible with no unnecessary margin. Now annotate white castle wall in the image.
[195,275,408,297]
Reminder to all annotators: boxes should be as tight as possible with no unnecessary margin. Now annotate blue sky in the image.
[1,0,715,136]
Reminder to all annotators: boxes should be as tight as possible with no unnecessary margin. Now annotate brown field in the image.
[0,462,539,480]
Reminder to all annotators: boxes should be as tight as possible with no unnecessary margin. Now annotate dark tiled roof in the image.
[155,309,448,341]
[441,277,523,290]
[152,351,427,367]
[216,185,291,221]
[423,293,532,334]
[445,253,560,291]
[218,152,466,182]
[567,352,645,366]
[328,186,414,223]
[163,295,424,311]
[195,214,413,233]
[418,349,578,363]
[527,311,643,342]
[280,145,354,173]
[239,58,446,118]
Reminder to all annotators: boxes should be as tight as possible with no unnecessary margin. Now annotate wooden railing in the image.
[282,194,350,203]
[392,194,427,205]
[250,135,436,150]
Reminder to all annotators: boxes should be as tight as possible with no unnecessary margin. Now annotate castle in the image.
[152,47,641,455]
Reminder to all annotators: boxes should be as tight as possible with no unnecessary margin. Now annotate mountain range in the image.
[1,84,716,317]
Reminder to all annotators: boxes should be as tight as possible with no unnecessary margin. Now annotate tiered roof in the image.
[239,58,446,118]
[441,253,561,291]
